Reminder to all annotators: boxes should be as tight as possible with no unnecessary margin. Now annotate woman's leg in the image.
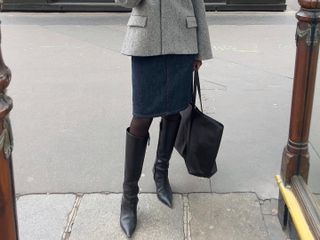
[120,116,153,238]
[129,116,153,138]
[153,112,181,208]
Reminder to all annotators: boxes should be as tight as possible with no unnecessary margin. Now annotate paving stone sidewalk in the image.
[16,192,288,240]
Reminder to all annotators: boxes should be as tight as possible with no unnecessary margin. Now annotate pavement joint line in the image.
[190,190,272,202]
[183,194,192,240]
[15,191,278,201]
[61,193,83,240]
[257,195,274,240]
[209,179,213,193]
[188,190,262,198]
[15,191,111,197]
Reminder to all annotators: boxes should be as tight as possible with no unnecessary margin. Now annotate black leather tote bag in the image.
[174,69,224,178]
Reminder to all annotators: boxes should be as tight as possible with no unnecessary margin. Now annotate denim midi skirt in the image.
[131,53,197,118]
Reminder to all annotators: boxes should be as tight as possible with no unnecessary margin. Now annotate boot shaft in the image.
[123,127,149,196]
[156,116,182,162]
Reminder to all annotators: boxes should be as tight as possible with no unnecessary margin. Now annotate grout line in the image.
[15,191,110,198]
[209,178,213,193]
[183,194,192,240]
[258,199,273,240]
[61,193,84,240]
[183,194,188,240]
[257,198,287,240]
[15,191,280,201]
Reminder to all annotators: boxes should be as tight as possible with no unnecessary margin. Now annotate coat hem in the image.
[121,50,214,61]
[121,50,199,57]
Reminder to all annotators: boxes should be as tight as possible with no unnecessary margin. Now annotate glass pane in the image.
[309,64,320,208]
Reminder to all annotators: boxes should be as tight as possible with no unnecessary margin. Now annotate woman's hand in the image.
[193,59,202,71]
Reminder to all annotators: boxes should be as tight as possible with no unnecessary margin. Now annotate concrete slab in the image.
[208,24,297,78]
[259,199,287,240]
[16,194,75,240]
[4,23,133,194]
[260,199,278,216]
[206,58,291,199]
[69,193,184,240]
[15,193,290,240]
[263,215,288,240]
[188,193,269,240]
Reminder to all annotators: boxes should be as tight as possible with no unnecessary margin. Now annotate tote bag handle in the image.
[191,69,204,112]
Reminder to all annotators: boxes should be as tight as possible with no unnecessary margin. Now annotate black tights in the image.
[129,113,181,138]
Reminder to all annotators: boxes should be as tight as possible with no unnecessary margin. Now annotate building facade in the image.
[1,0,286,11]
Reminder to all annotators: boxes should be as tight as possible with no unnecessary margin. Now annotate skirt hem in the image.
[132,102,191,118]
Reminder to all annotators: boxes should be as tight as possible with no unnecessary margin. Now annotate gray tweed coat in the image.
[115,0,213,61]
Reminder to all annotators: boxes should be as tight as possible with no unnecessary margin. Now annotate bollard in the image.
[0,21,19,240]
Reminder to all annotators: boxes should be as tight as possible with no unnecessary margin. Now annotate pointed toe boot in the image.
[120,196,137,238]
[153,158,173,208]
[153,115,181,208]
[120,127,149,238]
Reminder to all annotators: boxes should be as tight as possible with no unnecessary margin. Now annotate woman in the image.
[114,0,213,237]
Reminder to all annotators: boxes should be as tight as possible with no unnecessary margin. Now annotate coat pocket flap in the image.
[127,15,148,27]
[186,16,198,28]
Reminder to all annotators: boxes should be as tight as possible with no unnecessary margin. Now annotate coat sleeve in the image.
[191,0,213,61]
[114,0,143,8]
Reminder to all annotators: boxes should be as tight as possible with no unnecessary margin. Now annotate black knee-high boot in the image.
[152,115,181,208]
[120,127,149,238]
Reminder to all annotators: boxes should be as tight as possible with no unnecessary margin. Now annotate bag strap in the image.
[187,69,203,141]
[192,69,204,112]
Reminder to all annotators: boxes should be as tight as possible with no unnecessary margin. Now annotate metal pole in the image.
[0,21,19,240]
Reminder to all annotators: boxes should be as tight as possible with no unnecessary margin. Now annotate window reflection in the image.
[309,67,320,208]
